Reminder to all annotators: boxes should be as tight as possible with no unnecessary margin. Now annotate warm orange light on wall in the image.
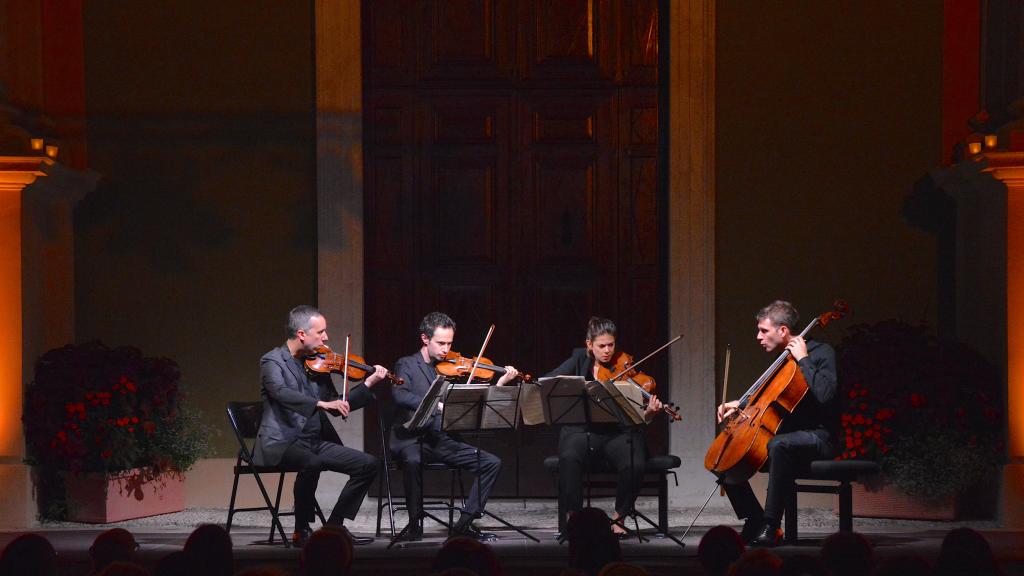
[0,157,51,458]
[0,181,25,457]
[985,152,1024,460]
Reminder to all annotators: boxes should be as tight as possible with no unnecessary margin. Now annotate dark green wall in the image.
[715,2,944,387]
[76,1,316,456]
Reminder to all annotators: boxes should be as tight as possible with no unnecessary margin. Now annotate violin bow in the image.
[608,334,683,381]
[341,333,351,419]
[464,324,495,385]
[721,344,731,413]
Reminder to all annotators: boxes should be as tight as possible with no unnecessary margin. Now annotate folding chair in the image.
[225,401,326,547]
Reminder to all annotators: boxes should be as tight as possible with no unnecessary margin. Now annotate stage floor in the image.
[4,500,1023,575]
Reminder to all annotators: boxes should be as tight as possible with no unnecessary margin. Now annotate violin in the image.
[595,337,684,422]
[435,351,533,383]
[596,351,656,392]
[704,300,848,484]
[304,345,404,386]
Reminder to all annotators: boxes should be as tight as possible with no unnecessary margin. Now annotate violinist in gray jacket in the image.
[253,305,388,545]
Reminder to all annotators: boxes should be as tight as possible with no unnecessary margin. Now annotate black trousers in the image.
[393,431,501,522]
[722,429,835,526]
[558,425,646,519]
[279,438,380,528]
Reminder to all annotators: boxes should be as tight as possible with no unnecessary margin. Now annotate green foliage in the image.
[22,342,214,519]
[836,320,1004,501]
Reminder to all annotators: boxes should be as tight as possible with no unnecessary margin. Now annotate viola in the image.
[704,300,848,484]
[304,345,404,386]
[595,337,684,422]
[435,351,533,383]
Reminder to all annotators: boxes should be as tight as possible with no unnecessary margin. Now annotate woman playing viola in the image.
[545,316,665,535]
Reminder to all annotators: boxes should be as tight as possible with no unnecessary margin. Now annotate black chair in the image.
[784,459,881,543]
[544,454,681,535]
[225,401,326,547]
[374,412,465,538]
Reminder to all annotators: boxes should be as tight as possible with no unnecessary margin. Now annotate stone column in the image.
[667,0,717,506]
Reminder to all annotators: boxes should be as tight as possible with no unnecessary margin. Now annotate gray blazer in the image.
[253,345,372,466]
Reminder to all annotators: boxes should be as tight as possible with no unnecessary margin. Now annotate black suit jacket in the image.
[253,344,372,466]
[545,348,593,379]
[388,351,444,453]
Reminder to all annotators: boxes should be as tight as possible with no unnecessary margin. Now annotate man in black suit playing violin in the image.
[388,311,520,541]
[253,305,389,546]
[716,300,839,547]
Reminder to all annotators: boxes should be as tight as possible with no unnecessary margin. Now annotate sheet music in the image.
[593,379,646,426]
[537,375,589,425]
[519,381,545,425]
[480,385,520,430]
[441,384,488,431]
[402,375,448,431]
[525,376,647,426]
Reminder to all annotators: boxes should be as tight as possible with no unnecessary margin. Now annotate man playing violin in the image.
[389,311,520,542]
[546,316,666,536]
[716,300,838,547]
[253,305,390,546]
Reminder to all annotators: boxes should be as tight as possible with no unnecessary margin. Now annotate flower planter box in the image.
[837,482,956,521]
[66,468,185,523]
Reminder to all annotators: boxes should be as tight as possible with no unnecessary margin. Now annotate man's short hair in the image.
[756,300,799,330]
[288,305,323,338]
[419,312,455,340]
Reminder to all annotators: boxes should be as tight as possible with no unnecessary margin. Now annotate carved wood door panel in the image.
[362,0,664,498]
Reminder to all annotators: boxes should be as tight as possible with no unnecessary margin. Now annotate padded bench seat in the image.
[543,454,681,533]
[785,459,881,543]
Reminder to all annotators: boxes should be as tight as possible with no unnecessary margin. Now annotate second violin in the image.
[435,351,533,383]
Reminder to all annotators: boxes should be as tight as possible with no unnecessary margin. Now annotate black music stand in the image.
[388,375,454,549]
[441,383,539,542]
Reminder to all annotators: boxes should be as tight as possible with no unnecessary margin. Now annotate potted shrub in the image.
[23,342,211,522]
[835,320,1004,519]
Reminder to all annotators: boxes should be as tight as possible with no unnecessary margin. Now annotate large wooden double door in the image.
[362,0,666,497]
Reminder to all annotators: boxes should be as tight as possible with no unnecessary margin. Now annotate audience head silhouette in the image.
[870,555,931,576]
[820,531,872,576]
[780,554,827,576]
[154,551,191,576]
[566,508,621,576]
[96,562,149,576]
[596,561,647,576]
[183,524,233,576]
[727,549,783,576]
[698,525,745,576]
[935,527,1001,576]
[90,528,138,574]
[0,533,57,576]
[432,536,502,576]
[302,526,354,576]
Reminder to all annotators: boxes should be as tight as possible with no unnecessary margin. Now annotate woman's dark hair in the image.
[586,316,616,342]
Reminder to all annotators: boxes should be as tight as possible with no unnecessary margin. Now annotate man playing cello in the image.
[716,300,839,547]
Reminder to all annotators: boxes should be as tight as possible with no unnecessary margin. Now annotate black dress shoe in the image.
[394,524,423,542]
[338,525,374,546]
[453,523,497,542]
[292,526,313,547]
[749,524,783,547]
[740,517,764,543]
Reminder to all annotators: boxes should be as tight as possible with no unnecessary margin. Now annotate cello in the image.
[704,301,848,484]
